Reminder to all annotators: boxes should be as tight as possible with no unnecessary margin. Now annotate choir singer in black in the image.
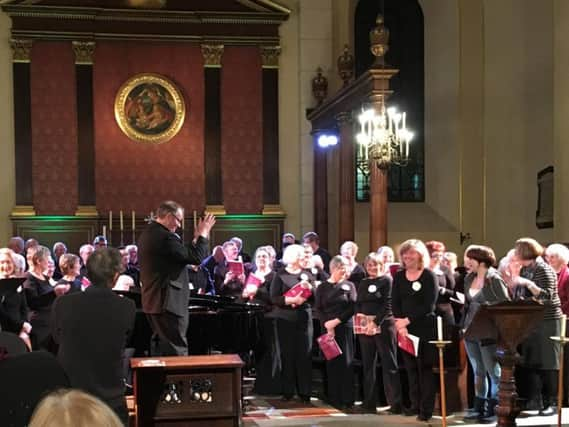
[314,255,357,410]
[139,201,215,356]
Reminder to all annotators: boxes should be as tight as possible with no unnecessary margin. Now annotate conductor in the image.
[139,201,215,356]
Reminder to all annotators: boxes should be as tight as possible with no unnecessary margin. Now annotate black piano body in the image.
[115,290,264,356]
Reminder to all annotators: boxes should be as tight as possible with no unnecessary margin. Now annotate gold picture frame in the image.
[114,73,185,144]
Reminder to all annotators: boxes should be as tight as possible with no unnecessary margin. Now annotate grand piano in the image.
[120,291,264,358]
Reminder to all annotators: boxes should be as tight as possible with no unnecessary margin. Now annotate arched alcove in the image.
[354,0,424,202]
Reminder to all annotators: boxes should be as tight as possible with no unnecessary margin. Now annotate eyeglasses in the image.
[170,213,183,226]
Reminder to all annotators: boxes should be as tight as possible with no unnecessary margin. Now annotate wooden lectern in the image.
[130,354,244,427]
[466,300,544,427]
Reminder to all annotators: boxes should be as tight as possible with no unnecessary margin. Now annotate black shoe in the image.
[298,395,311,404]
[539,406,556,416]
[281,395,294,402]
[417,413,432,422]
[403,406,418,416]
[389,404,403,414]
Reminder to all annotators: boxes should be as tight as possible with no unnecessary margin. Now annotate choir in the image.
[1,227,569,423]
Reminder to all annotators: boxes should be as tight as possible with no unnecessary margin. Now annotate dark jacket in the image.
[138,221,209,315]
[462,267,510,342]
[51,286,136,411]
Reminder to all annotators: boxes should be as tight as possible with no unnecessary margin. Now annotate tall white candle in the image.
[109,211,113,231]
[119,210,124,231]
[437,316,443,341]
[132,210,136,231]
[102,225,106,239]
[562,314,567,338]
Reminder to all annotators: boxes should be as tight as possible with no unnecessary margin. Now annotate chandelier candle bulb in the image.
[562,314,567,338]
[109,211,113,231]
[437,316,443,341]
[119,210,124,231]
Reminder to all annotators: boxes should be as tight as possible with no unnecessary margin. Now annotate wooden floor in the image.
[243,396,569,427]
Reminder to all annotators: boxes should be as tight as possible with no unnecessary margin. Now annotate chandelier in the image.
[355,98,413,173]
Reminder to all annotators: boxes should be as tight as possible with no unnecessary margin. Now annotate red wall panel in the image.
[30,42,78,215]
[93,42,205,214]
[221,46,263,214]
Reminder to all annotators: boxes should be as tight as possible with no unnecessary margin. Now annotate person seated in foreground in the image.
[28,389,123,427]
[51,247,136,424]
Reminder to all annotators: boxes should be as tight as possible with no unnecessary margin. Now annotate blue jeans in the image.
[465,339,501,399]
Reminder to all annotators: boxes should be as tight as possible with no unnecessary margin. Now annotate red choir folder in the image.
[353,313,379,335]
[283,283,312,299]
[227,260,244,276]
[245,273,263,287]
[397,333,419,356]
[317,333,343,360]
[243,273,263,299]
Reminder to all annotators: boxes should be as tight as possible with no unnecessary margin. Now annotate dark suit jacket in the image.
[138,221,209,315]
[51,286,136,411]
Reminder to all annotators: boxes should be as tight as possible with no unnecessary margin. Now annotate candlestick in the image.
[109,211,113,231]
[562,315,567,338]
[119,210,124,231]
[102,225,106,239]
[437,316,443,341]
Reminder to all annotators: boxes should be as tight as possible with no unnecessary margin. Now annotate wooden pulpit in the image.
[130,354,244,427]
[467,300,545,427]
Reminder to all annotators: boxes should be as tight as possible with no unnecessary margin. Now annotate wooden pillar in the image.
[73,41,97,216]
[202,44,226,215]
[260,46,284,215]
[10,39,35,216]
[369,164,388,251]
[336,112,354,244]
[313,132,328,250]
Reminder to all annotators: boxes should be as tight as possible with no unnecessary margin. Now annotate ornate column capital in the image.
[335,111,353,127]
[72,41,96,65]
[10,39,33,63]
[201,44,224,68]
[260,46,281,69]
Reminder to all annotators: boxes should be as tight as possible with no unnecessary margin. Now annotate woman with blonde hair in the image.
[270,244,316,402]
[392,239,438,421]
[29,389,123,427]
[356,252,402,414]
[0,247,31,349]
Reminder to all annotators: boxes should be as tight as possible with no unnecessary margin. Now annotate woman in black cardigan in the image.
[393,239,439,422]
[314,255,357,410]
[356,252,402,414]
[270,244,316,402]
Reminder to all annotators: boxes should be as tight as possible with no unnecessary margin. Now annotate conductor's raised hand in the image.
[195,213,216,239]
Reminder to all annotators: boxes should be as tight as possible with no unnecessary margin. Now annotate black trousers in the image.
[147,311,188,356]
[401,343,436,417]
[358,321,402,409]
[254,316,283,395]
[324,323,355,407]
[276,310,313,398]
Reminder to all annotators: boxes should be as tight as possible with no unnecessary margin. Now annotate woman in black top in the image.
[0,248,30,348]
[511,237,562,414]
[55,254,83,294]
[23,246,67,350]
[244,246,281,395]
[270,244,316,402]
[426,241,456,326]
[314,255,357,409]
[340,241,366,288]
[356,252,402,414]
[393,239,439,422]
